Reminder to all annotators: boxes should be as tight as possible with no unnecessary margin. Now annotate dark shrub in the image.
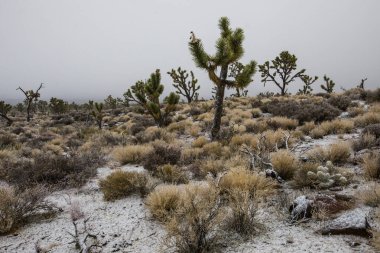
[327,95,351,111]
[0,149,106,189]
[261,99,341,124]
[143,142,181,172]
[366,88,380,103]
[344,88,367,100]
[363,124,380,138]
[0,133,16,149]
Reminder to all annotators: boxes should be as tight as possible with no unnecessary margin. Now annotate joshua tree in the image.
[167,67,200,103]
[321,75,335,93]
[258,51,305,96]
[124,69,180,127]
[298,75,318,95]
[36,100,49,115]
[92,102,104,129]
[189,17,257,139]
[16,83,43,122]
[49,97,68,114]
[357,78,367,89]
[104,95,118,110]
[228,61,250,97]
[0,101,13,126]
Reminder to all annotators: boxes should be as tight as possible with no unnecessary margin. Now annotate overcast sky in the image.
[0,0,379,103]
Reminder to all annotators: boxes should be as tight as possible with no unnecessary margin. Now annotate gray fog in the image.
[0,0,379,103]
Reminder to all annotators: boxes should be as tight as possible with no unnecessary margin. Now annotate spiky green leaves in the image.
[321,75,335,93]
[0,101,12,116]
[91,102,104,129]
[125,70,179,127]
[298,75,318,95]
[167,67,200,103]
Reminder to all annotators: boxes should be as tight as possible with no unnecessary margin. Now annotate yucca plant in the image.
[259,51,305,96]
[321,75,336,93]
[0,101,13,126]
[125,69,180,127]
[298,75,318,95]
[189,17,257,139]
[16,83,43,122]
[168,67,200,103]
[92,102,104,129]
[228,61,250,97]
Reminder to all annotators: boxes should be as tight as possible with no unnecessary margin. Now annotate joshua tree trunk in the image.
[26,102,32,122]
[0,114,13,126]
[211,84,226,139]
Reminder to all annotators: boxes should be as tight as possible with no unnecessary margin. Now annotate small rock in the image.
[329,186,343,191]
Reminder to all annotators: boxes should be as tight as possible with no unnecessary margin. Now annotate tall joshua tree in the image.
[0,101,13,126]
[259,51,305,96]
[167,67,200,103]
[125,69,180,127]
[321,75,335,94]
[189,17,257,139]
[16,83,43,122]
[298,75,318,95]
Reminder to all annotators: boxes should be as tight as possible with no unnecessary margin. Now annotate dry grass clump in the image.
[145,184,182,222]
[352,133,377,151]
[99,170,148,201]
[198,159,225,177]
[242,119,268,133]
[230,133,258,150]
[164,183,225,253]
[327,142,351,164]
[167,119,193,134]
[363,152,380,179]
[186,124,201,137]
[191,136,209,148]
[358,183,380,207]
[219,167,276,198]
[266,116,299,130]
[271,150,299,180]
[156,164,188,184]
[112,144,153,164]
[299,121,316,135]
[136,126,175,143]
[202,141,230,157]
[307,142,351,164]
[260,129,287,151]
[0,185,54,234]
[311,119,354,138]
[181,147,203,164]
[354,112,380,127]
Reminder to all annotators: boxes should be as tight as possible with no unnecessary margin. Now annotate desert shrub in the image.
[261,99,341,124]
[242,119,268,133]
[327,95,351,111]
[191,136,209,148]
[145,184,182,222]
[363,152,380,179]
[230,134,258,150]
[0,185,54,234]
[358,183,380,207]
[354,112,380,127]
[266,116,298,130]
[366,88,380,103]
[156,164,188,184]
[271,150,299,180]
[352,133,377,151]
[307,142,351,164]
[112,145,153,164]
[0,149,105,189]
[251,108,262,118]
[198,159,225,178]
[347,106,365,117]
[299,121,316,135]
[202,141,224,157]
[310,127,326,139]
[343,87,367,100]
[135,126,174,144]
[292,162,319,188]
[165,183,225,253]
[363,124,380,138]
[327,142,351,164]
[312,119,354,138]
[143,141,181,172]
[181,147,203,164]
[0,132,16,149]
[99,170,148,201]
[167,120,192,134]
[219,167,276,198]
